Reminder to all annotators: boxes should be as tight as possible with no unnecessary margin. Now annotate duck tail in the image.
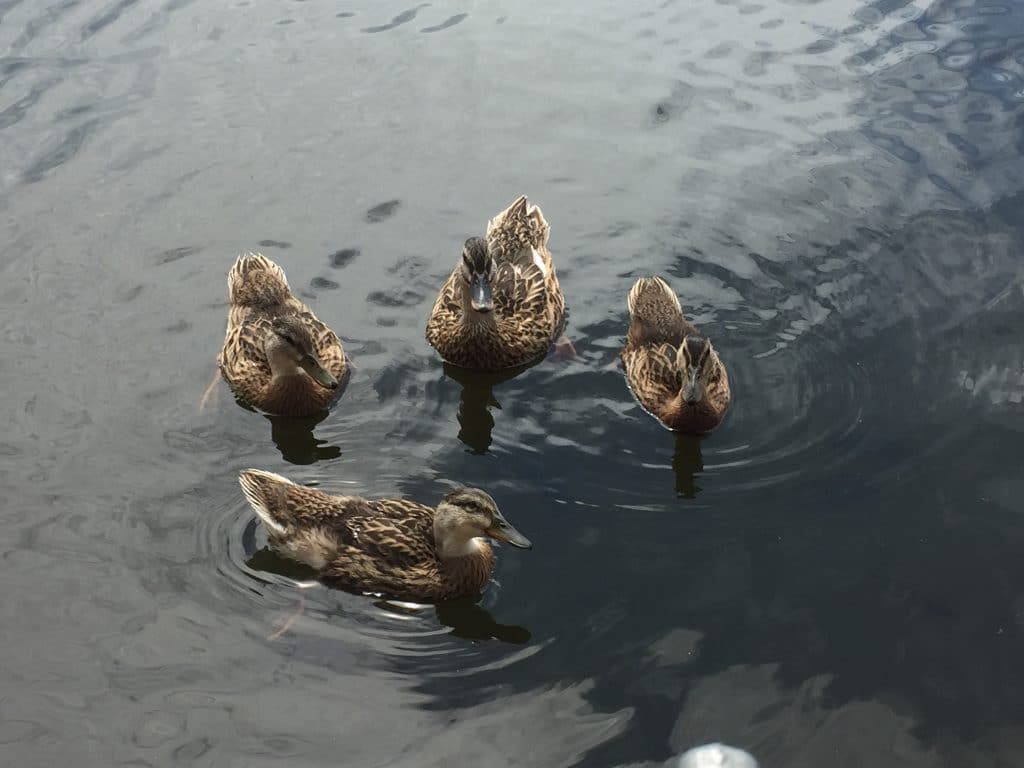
[239,469,296,534]
[627,276,683,322]
[228,252,291,308]
[486,195,550,250]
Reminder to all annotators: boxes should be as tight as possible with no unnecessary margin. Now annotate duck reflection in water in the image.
[673,434,705,499]
[442,360,539,454]
[247,549,531,645]
[398,597,530,644]
[264,411,342,464]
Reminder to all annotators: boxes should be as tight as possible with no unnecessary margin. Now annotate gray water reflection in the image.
[265,411,342,464]
[440,361,542,454]
[2,0,1024,765]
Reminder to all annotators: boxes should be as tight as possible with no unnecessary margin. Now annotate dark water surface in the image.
[3,0,1024,765]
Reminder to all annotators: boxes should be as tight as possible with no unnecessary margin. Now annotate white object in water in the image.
[675,743,758,768]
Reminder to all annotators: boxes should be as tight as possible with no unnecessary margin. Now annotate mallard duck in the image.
[425,195,567,370]
[238,470,532,602]
[216,252,347,417]
[621,276,730,433]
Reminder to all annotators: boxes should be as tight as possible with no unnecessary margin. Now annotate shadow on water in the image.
[672,434,704,499]
[246,546,319,582]
[433,599,531,645]
[265,411,342,465]
[441,360,541,454]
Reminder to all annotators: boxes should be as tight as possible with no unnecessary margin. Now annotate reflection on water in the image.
[265,412,343,464]
[4,0,1024,765]
[442,361,540,454]
[247,529,531,644]
[434,599,532,645]
[672,435,704,499]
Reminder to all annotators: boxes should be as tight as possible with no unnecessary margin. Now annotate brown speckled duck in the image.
[425,195,566,370]
[621,276,730,434]
[238,470,532,602]
[217,252,347,417]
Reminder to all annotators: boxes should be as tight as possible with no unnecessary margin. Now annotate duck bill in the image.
[300,355,339,390]
[469,273,494,313]
[681,370,703,405]
[488,519,532,549]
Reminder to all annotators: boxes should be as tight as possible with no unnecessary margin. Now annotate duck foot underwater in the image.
[198,364,222,412]
[267,593,306,641]
[550,335,576,361]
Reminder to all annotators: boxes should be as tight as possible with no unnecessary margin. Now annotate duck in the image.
[238,469,532,602]
[621,276,730,433]
[425,195,567,370]
[216,252,347,417]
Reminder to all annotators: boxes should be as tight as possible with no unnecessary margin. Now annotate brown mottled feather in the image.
[239,471,498,602]
[425,196,566,370]
[621,276,731,433]
[217,253,347,416]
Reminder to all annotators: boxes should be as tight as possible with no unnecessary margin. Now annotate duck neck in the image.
[668,390,702,416]
[660,389,719,432]
[432,506,496,593]
[437,535,487,559]
[259,335,326,415]
[437,536,495,593]
[263,334,304,382]
[433,506,494,561]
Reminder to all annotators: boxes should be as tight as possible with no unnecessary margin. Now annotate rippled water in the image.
[3,0,1024,765]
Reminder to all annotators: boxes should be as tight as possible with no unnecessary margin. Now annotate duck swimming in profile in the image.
[621,276,730,433]
[426,195,567,370]
[215,252,347,417]
[238,470,532,602]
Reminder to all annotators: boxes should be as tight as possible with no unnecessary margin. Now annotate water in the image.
[2,0,1024,765]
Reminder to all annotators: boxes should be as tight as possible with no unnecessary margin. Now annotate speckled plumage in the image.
[621,276,730,434]
[239,471,530,602]
[218,252,347,417]
[426,195,566,370]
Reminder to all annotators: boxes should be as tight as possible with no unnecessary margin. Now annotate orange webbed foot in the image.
[550,335,577,361]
